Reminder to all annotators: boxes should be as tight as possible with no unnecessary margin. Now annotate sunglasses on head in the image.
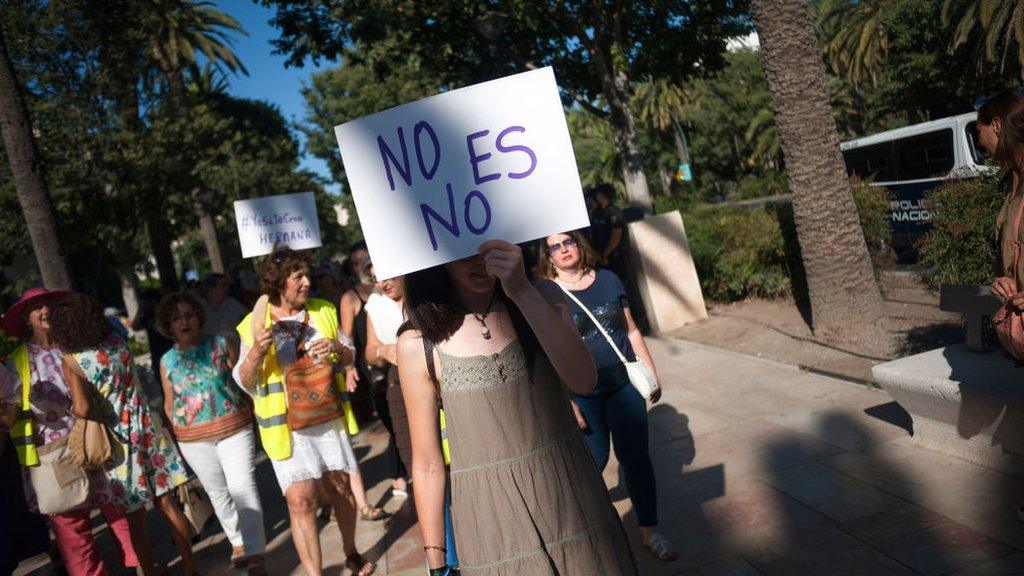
[271,250,289,264]
[546,238,577,254]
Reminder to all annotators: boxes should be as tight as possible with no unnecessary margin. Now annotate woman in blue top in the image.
[540,230,678,562]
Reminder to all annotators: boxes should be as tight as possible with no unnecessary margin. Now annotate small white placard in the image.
[234,192,322,258]
[334,67,588,279]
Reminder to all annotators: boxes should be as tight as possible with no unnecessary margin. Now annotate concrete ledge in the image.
[872,343,1024,475]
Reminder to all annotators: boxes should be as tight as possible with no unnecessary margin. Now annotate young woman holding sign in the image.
[398,240,637,576]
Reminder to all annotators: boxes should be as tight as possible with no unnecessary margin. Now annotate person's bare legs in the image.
[285,479,323,576]
[348,467,371,511]
[155,492,198,575]
[125,507,158,576]
[322,471,359,557]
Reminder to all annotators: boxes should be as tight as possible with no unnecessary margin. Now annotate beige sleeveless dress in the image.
[437,340,638,575]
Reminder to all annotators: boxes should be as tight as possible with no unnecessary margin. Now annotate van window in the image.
[842,142,894,181]
[895,129,954,180]
[966,121,988,164]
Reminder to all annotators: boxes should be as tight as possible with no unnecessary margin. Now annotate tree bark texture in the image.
[146,209,179,292]
[195,201,224,274]
[118,269,140,319]
[0,29,72,290]
[590,46,652,212]
[751,0,882,333]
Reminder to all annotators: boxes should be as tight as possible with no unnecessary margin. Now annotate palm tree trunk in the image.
[751,0,883,334]
[0,29,72,290]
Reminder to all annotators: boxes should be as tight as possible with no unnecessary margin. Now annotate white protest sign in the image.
[233,192,322,258]
[334,67,588,279]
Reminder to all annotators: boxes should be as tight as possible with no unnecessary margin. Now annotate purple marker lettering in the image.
[420,183,461,251]
[464,190,492,235]
[378,128,412,191]
[496,126,537,180]
[414,121,441,180]
[466,130,500,186]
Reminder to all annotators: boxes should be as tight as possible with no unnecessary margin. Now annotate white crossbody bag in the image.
[556,283,660,401]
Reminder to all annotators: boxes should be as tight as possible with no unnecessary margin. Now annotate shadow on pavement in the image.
[758,411,961,575]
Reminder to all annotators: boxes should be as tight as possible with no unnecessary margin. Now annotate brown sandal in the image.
[359,505,388,521]
[345,553,376,576]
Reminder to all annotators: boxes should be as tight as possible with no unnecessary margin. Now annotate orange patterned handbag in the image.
[281,312,343,430]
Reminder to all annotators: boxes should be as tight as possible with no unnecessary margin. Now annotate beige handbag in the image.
[67,416,115,469]
[177,478,215,536]
[28,436,91,515]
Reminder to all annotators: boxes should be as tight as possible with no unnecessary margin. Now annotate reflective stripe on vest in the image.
[440,409,451,466]
[9,344,39,467]
[237,298,359,462]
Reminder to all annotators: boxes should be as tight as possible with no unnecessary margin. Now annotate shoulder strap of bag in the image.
[423,338,438,385]
[422,337,444,409]
[554,281,628,364]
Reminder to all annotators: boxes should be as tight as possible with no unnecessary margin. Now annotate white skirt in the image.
[270,418,358,492]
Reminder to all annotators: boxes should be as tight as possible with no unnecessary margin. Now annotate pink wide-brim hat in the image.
[0,287,71,340]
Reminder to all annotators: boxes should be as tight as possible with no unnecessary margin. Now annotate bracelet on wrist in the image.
[424,545,447,554]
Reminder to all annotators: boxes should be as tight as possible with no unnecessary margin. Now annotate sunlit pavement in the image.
[17,337,1024,575]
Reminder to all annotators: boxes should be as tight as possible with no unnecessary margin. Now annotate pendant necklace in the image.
[471,290,499,340]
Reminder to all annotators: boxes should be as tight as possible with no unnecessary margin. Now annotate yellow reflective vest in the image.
[7,344,39,467]
[237,298,358,461]
[440,408,451,466]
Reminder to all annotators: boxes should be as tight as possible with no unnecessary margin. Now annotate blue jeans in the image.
[573,383,659,527]
[445,488,458,567]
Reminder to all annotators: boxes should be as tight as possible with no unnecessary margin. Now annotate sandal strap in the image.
[646,533,674,558]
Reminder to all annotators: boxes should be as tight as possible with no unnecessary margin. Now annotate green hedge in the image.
[683,204,791,301]
[851,179,895,268]
[920,170,1005,289]
[655,177,893,303]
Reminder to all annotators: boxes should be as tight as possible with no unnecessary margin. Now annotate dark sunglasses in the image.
[271,250,289,264]
[546,238,577,254]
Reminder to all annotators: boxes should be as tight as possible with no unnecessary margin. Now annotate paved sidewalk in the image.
[17,337,1024,575]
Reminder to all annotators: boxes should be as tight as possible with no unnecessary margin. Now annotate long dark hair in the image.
[400,263,540,365]
[979,90,1024,166]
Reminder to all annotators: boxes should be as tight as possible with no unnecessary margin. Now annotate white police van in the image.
[840,112,992,260]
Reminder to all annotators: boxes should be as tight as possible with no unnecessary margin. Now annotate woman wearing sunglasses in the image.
[538,230,678,562]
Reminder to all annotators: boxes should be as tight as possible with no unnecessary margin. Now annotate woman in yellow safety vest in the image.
[0,287,140,576]
[233,247,375,576]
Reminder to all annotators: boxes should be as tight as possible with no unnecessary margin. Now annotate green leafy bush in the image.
[851,179,895,267]
[920,170,1005,288]
[682,205,791,301]
[0,332,18,359]
[659,176,895,303]
[733,171,789,201]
